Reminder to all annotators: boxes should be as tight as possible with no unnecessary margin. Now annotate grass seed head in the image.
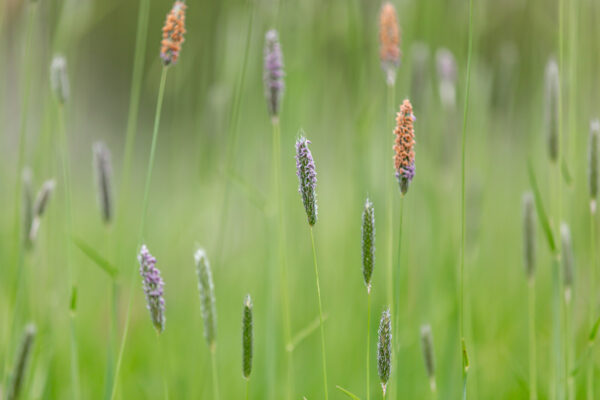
[394,99,416,195]
[560,222,574,300]
[50,55,69,104]
[264,29,285,121]
[435,48,457,110]
[420,324,436,392]
[242,294,253,379]
[7,323,36,400]
[295,135,318,226]
[361,197,375,292]
[379,2,400,86]
[138,245,166,333]
[29,180,56,243]
[93,142,114,224]
[377,308,392,394]
[522,192,536,279]
[544,58,560,163]
[160,1,187,66]
[195,248,218,349]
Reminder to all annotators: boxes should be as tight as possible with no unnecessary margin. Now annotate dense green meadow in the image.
[1,0,600,398]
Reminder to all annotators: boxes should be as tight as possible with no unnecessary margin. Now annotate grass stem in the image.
[528,278,538,400]
[211,346,220,400]
[272,119,293,398]
[110,66,169,400]
[459,0,474,395]
[310,227,328,400]
[366,291,371,400]
[588,206,596,400]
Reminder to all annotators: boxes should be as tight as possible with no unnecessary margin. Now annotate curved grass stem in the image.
[310,227,328,400]
[110,66,169,400]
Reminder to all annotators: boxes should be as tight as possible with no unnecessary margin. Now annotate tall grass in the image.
[459,0,474,396]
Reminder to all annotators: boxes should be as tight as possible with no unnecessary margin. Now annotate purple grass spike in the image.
[264,29,285,121]
[295,135,318,226]
[138,245,166,333]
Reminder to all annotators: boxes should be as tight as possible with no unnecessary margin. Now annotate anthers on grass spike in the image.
[394,99,416,195]
[160,1,187,66]
[295,135,318,226]
[138,245,166,333]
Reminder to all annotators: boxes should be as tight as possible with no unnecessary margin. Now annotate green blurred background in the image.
[1,0,600,398]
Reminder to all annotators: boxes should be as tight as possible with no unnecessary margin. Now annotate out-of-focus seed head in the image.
[264,29,285,121]
[436,48,457,111]
[295,136,318,226]
[93,142,114,224]
[377,308,392,395]
[50,55,69,104]
[420,324,436,392]
[160,1,187,66]
[29,180,56,243]
[195,248,218,349]
[361,197,375,292]
[544,58,560,163]
[6,323,36,400]
[560,222,574,301]
[410,42,430,109]
[242,294,253,379]
[138,245,166,333]
[379,2,401,86]
[589,120,599,212]
[522,192,536,279]
[394,99,416,195]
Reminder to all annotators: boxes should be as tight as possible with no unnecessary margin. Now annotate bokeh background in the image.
[1,0,600,398]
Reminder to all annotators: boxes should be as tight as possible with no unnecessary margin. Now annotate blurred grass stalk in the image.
[56,95,81,399]
[310,227,329,400]
[271,117,293,398]
[588,203,596,399]
[459,0,474,397]
[111,66,169,400]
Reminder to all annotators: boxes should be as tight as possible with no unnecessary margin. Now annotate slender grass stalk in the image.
[588,206,597,400]
[215,1,255,261]
[211,347,220,400]
[245,379,249,400]
[110,66,169,400]
[12,2,37,276]
[385,83,395,310]
[119,0,151,207]
[366,291,371,400]
[459,0,474,395]
[528,278,537,400]
[271,118,293,398]
[310,227,329,400]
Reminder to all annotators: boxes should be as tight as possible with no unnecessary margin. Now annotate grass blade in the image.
[72,237,117,278]
[336,385,362,400]
[526,160,557,252]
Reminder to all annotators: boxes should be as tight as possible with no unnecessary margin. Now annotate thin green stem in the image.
[58,103,80,399]
[103,224,117,400]
[215,2,255,261]
[110,66,169,400]
[565,293,573,400]
[272,119,293,399]
[12,2,37,275]
[310,227,328,400]
[393,194,404,397]
[588,206,596,400]
[211,347,220,400]
[460,0,474,395]
[245,379,249,400]
[366,291,371,400]
[119,0,151,211]
[385,83,395,310]
[528,278,538,400]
